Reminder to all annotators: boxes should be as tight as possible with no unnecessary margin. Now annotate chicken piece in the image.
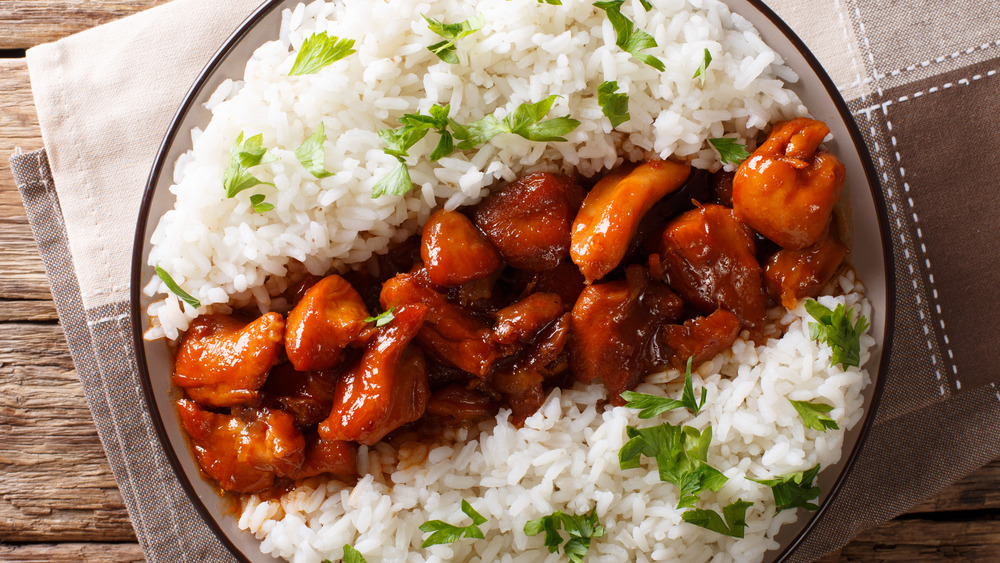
[570,266,683,404]
[491,312,572,423]
[425,384,500,423]
[733,118,846,250]
[287,433,357,481]
[174,313,285,408]
[421,209,504,287]
[507,260,588,308]
[492,293,564,347]
[285,274,375,372]
[319,304,431,445]
[571,160,691,283]
[473,172,584,271]
[381,272,497,378]
[260,363,340,427]
[652,203,767,339]
[765,227,848,309]
[661,309,741,370]
[175,399,305,493]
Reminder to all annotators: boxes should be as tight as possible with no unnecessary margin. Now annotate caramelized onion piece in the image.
[285,274,374,372]
[765,227,848,309]
[661,309,741,370]
[473,172,583,271]
[176,399,305,493]
[174,313,284,408]
[421,209,503,287]
[319,304,431,445]
[733,118,846,249]
[652,203,766,339]
[571,161,691,283]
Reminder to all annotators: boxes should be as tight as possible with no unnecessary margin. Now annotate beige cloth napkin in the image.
[11,0,1000,562]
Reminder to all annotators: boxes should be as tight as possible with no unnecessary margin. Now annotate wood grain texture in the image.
[0,1,171,50]
[825,516,1000,562]
[0,542,143,563]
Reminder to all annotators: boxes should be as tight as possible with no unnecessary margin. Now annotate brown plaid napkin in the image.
[10,0,1000,561]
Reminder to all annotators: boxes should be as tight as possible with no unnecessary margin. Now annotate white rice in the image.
[239,279,874,563]
[143,0,806,340]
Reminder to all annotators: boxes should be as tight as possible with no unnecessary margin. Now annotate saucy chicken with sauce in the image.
[173,118,849,493]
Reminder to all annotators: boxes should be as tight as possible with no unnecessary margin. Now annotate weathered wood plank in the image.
[0,221,51,301]
[908,458,1000,514]
[0,542,143,563]
[0,59,40,222]
[0,1,171,50]
[0,299,58,322]
[826,515,1000,562]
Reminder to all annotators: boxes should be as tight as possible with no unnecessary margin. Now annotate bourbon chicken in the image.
[172,119,851,494]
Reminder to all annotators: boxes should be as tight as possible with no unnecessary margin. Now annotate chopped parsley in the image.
[289,32,356,76]
[249,194,274,213]
[593,0,665,71]
[597,81,630,128]
[693,48,712,85]
[539,0,563,4]
[371,122,432,198]
[399,104,455,161]
[681,499,753,538]
[342,544,367,563]
[619,422,727,508]
[424,14,485,64]
[524,507,605,563]
[789,399,839,432]
[621,357,706,417]
[223,132,274,198]
[295,122,334,178]
[419,499,487,547]
[371,163,413,199]
[804,299,870,369]
[751,464,822,513]
[156,266,201,310]
[364,307,396,328]
[451,95,580,150]
[709,137,751,166]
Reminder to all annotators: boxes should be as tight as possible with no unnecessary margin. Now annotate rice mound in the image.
[143,0,806,340]
[238,281,873,563]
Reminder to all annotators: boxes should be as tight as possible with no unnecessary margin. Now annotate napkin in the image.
[10,0,1000,561]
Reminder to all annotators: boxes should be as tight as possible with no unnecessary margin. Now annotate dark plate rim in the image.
[130,1,896,561]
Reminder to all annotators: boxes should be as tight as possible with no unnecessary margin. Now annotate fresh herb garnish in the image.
[709,137,751,166]
[593,0,665,71]
[364,307,396,327]
[399,104,455,161]
[371,163,413,199]
[597,81,630,128]
[424,14,485,64]
[289,32,356,76]
[342,544,367,563]
[751,464,821,513]
[681,499,753,538]
[223,132,274,198]
[419,499,487,547]
[638,0,653,10]
[538,0,563,4]
[451,95,580,150]
[249,194,274,213]
[295,122,334,178]
[804,299,870,369]
[524,507,605,563]
[789,399,839,432]
[372,121,433,198]
[156,266,201,310]
[619,422,727,508]
[693,48,712,85]
[621,357,706,417]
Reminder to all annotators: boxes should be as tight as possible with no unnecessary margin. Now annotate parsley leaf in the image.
[619,422,727,508]
[295,122,334,178]
[537,0,563,4]
[156,266,201,310]
[681,499,753,538]
[342,545,367,563]
[789,399,839,432]
[419,499,487,547]
[638,0,653,10]
[709,137,751,166]
[451,96,580,150]
[751,464,822,513]
[594,0,665,71]
[693,48,712,85]
[524,507,605,563]
[249,194,274,213]
[424,14,484,64]
[289,33,356,76]
[597,81,630,128]
[364,307,396,327]
[223,132,274,198]
[621,357,706,417]
[804,299,870,369]
[400,104,455,161]
[371,162,413,199]
[379,126,430,161]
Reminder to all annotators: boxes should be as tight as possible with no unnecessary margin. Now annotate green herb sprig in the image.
[364,307,396,328]
[693,48,712,85]
[621,357,706,417]
[789,399,839,432]
[156,266,201,310]
[249,194,274,213]
[424,14,485,64]
[681,499,753,538]
[597,81,630,128]
[751,464,821,513]
[524,507,605,563]
[419,500,487,547]
[451,95,580,150]
[295,122,334,178]
[399,104,455,162]
[594,0,664,71]
[223,132,274,198]
[709,137,751,166]
[804,299,870,369]
[289,32,356,76]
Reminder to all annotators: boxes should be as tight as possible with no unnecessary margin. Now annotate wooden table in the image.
[1,2,998,562]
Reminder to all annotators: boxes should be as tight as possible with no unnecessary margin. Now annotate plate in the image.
[131,1,894,561]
